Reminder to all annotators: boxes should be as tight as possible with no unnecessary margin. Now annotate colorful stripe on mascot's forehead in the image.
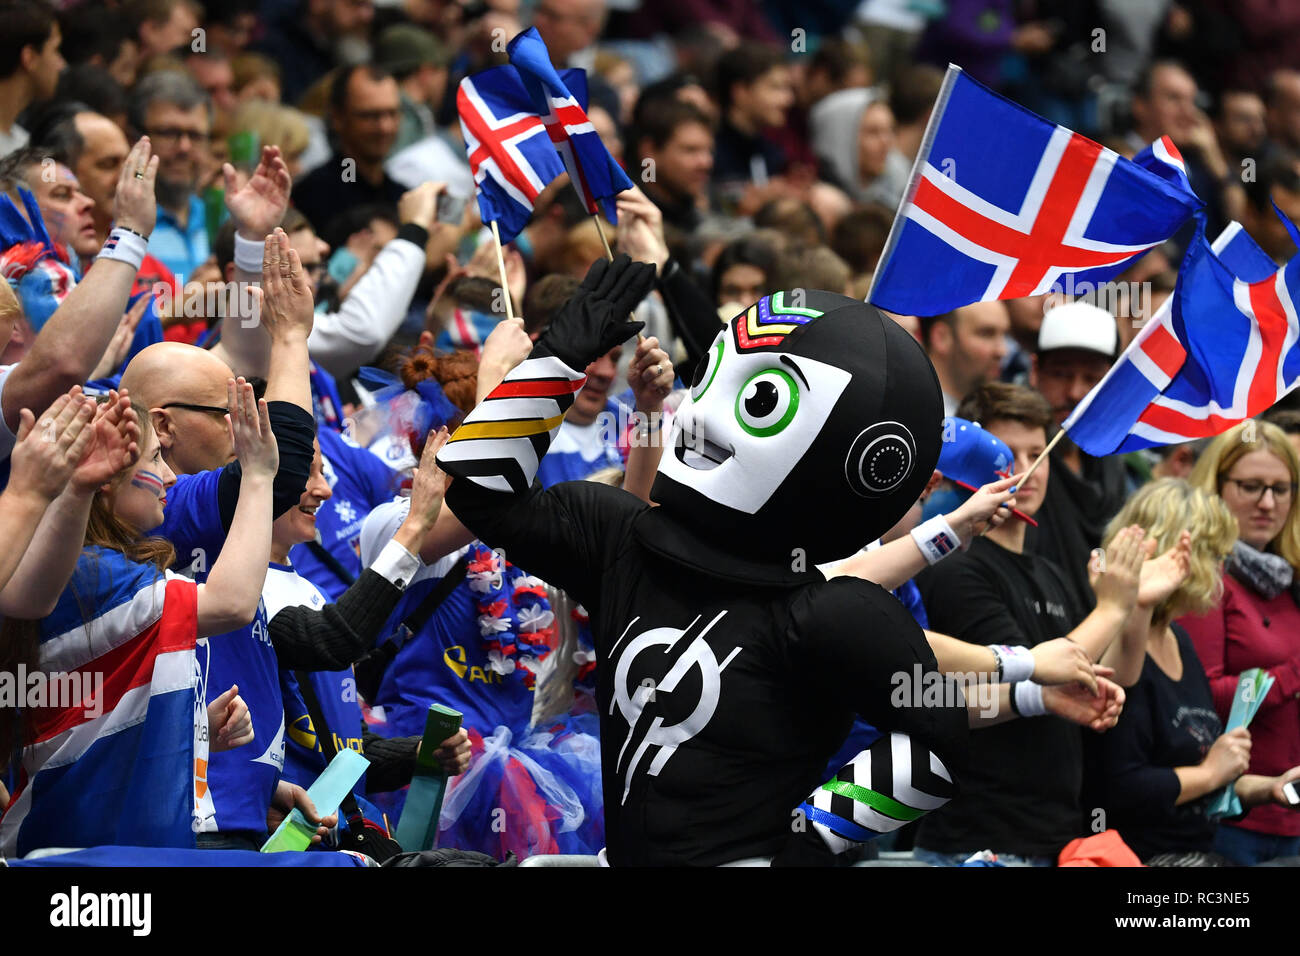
[734,292,825,351]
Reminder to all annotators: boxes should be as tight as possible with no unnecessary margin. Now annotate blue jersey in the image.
[150,466,284,836]
[150,467,229,571]
[196,596,282,836]
[288,425,399,602]
[263,566,367,791]
[536,396,627,488]
[359,499,556,739]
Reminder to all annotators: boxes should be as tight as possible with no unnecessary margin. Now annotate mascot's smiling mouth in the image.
[675,430,733,470]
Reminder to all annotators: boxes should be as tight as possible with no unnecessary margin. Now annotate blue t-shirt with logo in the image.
[288,424,400,602]
[359,499,556,740]
[150,467,284,836]
[536,396,628,488]
[263,565,368,792]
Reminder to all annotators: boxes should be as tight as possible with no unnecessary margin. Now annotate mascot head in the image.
[651,290,943,567]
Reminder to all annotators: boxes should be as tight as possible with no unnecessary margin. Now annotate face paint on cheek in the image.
[131,470,166,498]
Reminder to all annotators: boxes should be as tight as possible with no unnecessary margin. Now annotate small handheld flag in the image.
[507,27,633,224]
[457,68,568,244]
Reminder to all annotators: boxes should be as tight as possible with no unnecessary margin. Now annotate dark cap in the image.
[374,24,448,74]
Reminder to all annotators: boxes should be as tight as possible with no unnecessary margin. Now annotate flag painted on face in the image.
[868,66,1203,316]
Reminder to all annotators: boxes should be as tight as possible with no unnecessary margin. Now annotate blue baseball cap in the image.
[937,418,1035,525]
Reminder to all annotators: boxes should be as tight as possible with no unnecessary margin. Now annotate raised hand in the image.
[628,335,674,412]
[7,389,98,502]
[90,294,150,381]
[114,137,160,237]
[539,254,654,370]
[615,185,669,273]
[226,377,278,479]
[1029,637,1097,693]
[208,684,255,752]
[478,317,533,398]
[398,180,444,233]
[251,228,314,340]
[407,427,450,530]
[1091,525,1145,612]
[224,145,292,238]
[68,390,142,495]
[947,472,1021,540]
[1137,530,1192,609]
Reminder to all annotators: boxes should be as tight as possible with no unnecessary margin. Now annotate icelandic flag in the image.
[457,67,568,243]
[0,548,201,857]
[1063,220,1300,455]
[507,27,633,222]
[868,66,1203,316]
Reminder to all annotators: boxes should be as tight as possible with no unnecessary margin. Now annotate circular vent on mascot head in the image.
[845,422,916,497]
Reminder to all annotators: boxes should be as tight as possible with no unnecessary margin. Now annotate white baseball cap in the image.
[1037,301,1118,357]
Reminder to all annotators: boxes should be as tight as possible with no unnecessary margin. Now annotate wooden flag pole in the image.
[592,211,643,343]
[489,219,516,323]
[593,213,614,261]
[1021,427,1066,484]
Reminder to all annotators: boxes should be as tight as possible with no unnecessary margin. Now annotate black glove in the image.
[534,254,654,370]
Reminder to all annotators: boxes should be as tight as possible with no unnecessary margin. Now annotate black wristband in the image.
[396,223,430,249]
[1008,682,1022,717]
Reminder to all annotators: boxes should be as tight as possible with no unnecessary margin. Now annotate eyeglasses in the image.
[1222,478,1298,502]
[161,402,229,417]
[147,127,211,146]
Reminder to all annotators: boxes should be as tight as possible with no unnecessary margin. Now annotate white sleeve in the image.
[306,237,426,379]
[359,496,412,568]
[359,495,467,588]
[0,364,18,462]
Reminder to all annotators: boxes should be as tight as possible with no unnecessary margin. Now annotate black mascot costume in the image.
[438,255,968,865]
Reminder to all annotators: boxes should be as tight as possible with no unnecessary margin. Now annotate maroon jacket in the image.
[1179,573,1300,837]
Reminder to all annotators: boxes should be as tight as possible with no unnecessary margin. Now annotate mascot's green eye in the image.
[692,337,725,399]
[735,368,799,437]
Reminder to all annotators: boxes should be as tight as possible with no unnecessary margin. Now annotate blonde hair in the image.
[1189,420,1300,569]
[231,52,282,95]
[1103,478,1237,630]
[231,101,311,159]
[0,280,20,328]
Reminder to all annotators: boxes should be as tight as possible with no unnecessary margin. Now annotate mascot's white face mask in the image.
[662,322,853,514]
[649,290,944,568]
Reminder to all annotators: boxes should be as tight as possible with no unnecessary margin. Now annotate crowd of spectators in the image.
[1,0,1300,866]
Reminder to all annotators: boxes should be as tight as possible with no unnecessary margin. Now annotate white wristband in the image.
[98,227,148,270]
[233,232,264,274]
[990,644,1034,683]
[369,539,421,590]
[1013,681,1047,718]
[910,514,963,565]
